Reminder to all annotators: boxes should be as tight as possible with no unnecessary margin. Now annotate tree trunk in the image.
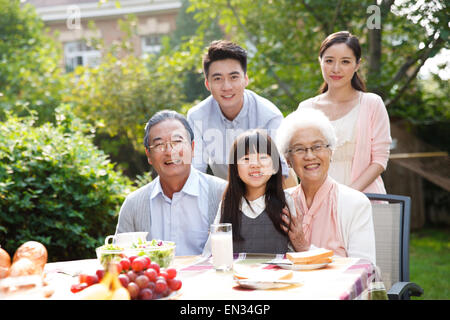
[367,0,395,98]
[367,26,383,97]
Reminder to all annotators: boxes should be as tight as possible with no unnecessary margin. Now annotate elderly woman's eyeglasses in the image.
[148,139,186,153]
[288,143,330,156]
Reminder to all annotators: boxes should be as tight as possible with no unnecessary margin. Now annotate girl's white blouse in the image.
[212,191,297,224]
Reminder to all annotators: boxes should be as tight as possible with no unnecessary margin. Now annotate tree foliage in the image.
[184,0,449,123]
[0,0,65,124]
[170,0,224,103]
[68,53,183,149]
[64,0,448,176]
[64,14,190,176]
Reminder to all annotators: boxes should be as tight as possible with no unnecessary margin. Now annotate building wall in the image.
[27,0,180,70]
[46,12,177,56]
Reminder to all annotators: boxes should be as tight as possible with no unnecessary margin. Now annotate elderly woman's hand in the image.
[281,207,309,252]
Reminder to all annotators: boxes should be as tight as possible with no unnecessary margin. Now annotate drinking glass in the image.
[210,223,233,272]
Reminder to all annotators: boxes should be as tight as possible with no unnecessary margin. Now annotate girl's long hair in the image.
[318,31,366,93]
[220,130,291,241]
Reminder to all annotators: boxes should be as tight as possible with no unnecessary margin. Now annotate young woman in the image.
[210,129,297,254]
[297,31,392,194]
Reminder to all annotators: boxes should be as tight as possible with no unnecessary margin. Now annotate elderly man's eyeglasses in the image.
[148,139,186,153]
[288,143,330,155]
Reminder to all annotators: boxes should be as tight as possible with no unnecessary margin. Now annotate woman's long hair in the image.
[318,31,366,93]
[220,130,291,241]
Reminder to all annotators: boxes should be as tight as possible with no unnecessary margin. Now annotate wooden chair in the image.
[365,193,424,300]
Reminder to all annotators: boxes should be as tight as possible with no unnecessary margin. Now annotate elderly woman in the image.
[277,108,376,264]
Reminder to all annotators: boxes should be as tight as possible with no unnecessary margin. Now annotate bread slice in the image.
[301,257,332,265]
[286,248,333,264]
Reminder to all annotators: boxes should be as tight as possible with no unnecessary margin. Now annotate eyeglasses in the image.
[287,143,330,156]
[148,139,186,153]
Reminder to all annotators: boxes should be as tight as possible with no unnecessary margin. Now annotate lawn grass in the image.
[409,227,450,300]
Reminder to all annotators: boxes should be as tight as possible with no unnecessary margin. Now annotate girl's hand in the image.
[281,207,309,252]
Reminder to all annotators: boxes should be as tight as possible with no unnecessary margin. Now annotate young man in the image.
[187,40,293,183]
[115,110,226,256]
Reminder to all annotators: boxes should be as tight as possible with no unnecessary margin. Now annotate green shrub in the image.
[0,105,133,261]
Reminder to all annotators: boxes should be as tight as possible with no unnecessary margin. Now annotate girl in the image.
[211,129,298,254]
[297,31,392,194]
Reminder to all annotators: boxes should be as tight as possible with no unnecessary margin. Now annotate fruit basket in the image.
[96,240,175,269]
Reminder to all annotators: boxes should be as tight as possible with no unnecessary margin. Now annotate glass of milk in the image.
[210,223,233,272]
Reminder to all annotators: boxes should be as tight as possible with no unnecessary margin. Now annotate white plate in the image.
[235,279,302,290]
[264,258,331,271]
[278,262,330,271]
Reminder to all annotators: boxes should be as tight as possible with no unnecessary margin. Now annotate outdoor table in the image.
[38,253,384,300]
[173,254,383,300]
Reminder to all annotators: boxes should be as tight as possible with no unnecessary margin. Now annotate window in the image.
[141,34,162,55]
[64,41,101,72]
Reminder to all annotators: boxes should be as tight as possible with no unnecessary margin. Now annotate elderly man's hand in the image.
[281,207,309,252]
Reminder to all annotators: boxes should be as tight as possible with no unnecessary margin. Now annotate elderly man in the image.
[115,110,227,256]
[187,40,296,187]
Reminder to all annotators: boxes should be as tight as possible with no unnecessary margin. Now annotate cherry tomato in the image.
[131,257,146,272]
[128,255,138,263]
[119,258,131,272]
[166,268,177,279]
[159,271,169,280]
[71,282,88,293]
[148,262,160,274]
[142,256,151,269]
[168,279,182,291]
[96,269,105,281]
[78,274,88,283]
[85,274,99,286]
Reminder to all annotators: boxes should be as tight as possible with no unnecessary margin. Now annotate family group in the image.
[115,31,392,266]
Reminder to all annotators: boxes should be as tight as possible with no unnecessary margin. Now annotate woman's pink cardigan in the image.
[353,93,391,193]
[298,92,392,194]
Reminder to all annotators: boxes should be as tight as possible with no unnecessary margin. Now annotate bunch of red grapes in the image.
[71,255,182,300]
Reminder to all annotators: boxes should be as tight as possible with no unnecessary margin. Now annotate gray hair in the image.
[144,110,194,149]
[276,108,337,156]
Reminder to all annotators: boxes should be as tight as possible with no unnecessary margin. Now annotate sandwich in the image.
[286,248,333,265]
